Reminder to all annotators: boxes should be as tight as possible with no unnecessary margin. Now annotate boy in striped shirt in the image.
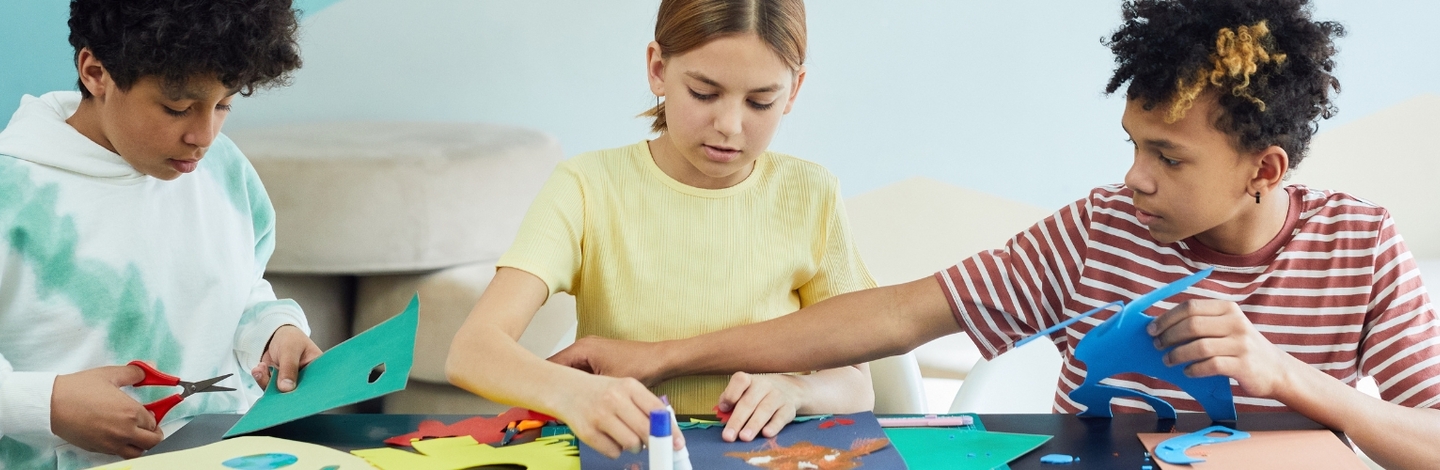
[548,0,1440,468]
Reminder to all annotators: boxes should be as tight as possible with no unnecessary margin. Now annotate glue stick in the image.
[649,409,674,470]
[662,397,693,470]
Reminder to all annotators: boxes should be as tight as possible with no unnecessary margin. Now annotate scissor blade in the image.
[184,374,235,395]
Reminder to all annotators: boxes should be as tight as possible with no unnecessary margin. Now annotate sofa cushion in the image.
[351,262,577,384]
[228,122,563,274]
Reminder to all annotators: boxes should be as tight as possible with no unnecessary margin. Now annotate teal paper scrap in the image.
[224,295,420,437]
[886,427,1051,470]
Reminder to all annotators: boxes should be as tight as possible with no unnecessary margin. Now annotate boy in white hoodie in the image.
[0,1,319,468]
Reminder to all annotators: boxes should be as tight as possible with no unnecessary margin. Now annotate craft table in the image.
[150,412,1342,469]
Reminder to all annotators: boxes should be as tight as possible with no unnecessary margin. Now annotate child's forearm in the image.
[1274,359,1440,470]
[446,322,589,417]
[445,268,589,417]
[790,365,875,415]
[659,277,959,380]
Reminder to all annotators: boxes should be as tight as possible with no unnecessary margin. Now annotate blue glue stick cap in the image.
[650,409,672,437]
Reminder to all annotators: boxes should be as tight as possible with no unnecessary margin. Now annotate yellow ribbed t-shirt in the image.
[498,141,876,414]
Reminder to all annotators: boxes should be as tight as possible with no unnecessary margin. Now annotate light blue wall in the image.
[0,0,339,129]
[5,0,1438,209]
[0,1,73,126]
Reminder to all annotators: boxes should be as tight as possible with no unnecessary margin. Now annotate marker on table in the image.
[661,396,693,470]
[649,409,674,470]
[877,414,974,427]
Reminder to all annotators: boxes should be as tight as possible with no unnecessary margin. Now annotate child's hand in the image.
[1149,299,1303,398]
[716,372,802,442]
[548,335,668,387]
[50,365,164,459]
[549,373,684,458]
[251,325,322,392]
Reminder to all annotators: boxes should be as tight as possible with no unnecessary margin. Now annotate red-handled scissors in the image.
[126,360,235,422]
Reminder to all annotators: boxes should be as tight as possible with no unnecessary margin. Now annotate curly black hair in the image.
[69,0,302,99]
[1104,0,1344,168]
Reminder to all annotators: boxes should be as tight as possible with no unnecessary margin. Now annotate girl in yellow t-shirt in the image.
[445,0,875,458]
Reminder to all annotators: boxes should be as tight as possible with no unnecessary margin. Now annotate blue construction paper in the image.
[579,411,906,469]
[225,295,420,437]
[1068,267,1239,422]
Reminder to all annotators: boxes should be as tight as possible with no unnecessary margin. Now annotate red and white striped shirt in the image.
[936,184,1440,414]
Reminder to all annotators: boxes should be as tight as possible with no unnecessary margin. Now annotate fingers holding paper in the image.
[1149,299,1302,398]
[716,371,801,443]
[251,324,323,392]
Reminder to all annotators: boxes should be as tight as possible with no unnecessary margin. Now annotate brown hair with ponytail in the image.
[641,0,807,133]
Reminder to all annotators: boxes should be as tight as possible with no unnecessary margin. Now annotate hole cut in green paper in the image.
[224,295,420,437]
[368,363,386,384]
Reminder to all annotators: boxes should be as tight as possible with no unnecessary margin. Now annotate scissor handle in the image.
[143,393,183,422]
[127,360,181,387]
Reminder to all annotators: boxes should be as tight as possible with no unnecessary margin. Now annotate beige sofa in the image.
[230,121,565,413]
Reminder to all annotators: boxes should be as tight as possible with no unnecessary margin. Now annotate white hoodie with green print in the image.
[0,91,310,470]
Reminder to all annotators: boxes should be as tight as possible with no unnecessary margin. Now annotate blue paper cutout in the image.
[1154,425,1251,464]
[221,453,299,469]
[1067,267,1239,421]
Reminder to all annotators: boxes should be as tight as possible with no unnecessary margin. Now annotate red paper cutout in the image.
[725,438,891,469]
[817,417,855,429]
[383,407,555,447]
[715,405,733,423]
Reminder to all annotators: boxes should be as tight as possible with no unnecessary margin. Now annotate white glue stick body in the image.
[649,409,674,470]
[666,404,693,470]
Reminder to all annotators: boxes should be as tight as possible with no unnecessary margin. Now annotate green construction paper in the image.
[886,428,1051,470]
[225,295,420,437]
[681,419,721,430]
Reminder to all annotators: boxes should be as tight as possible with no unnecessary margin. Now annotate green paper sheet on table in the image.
[887,427,1051,470]
[225,295,420,437]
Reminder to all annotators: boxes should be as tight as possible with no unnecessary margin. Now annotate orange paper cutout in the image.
[1137,430,1369,470]
[383,407,553,447]
[724,438,890,470]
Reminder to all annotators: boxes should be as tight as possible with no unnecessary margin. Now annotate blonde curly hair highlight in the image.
[1167,21,1288,123]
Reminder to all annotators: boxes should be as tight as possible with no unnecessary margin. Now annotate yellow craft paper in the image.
[86,436,376,469]
[351,434,580,470]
